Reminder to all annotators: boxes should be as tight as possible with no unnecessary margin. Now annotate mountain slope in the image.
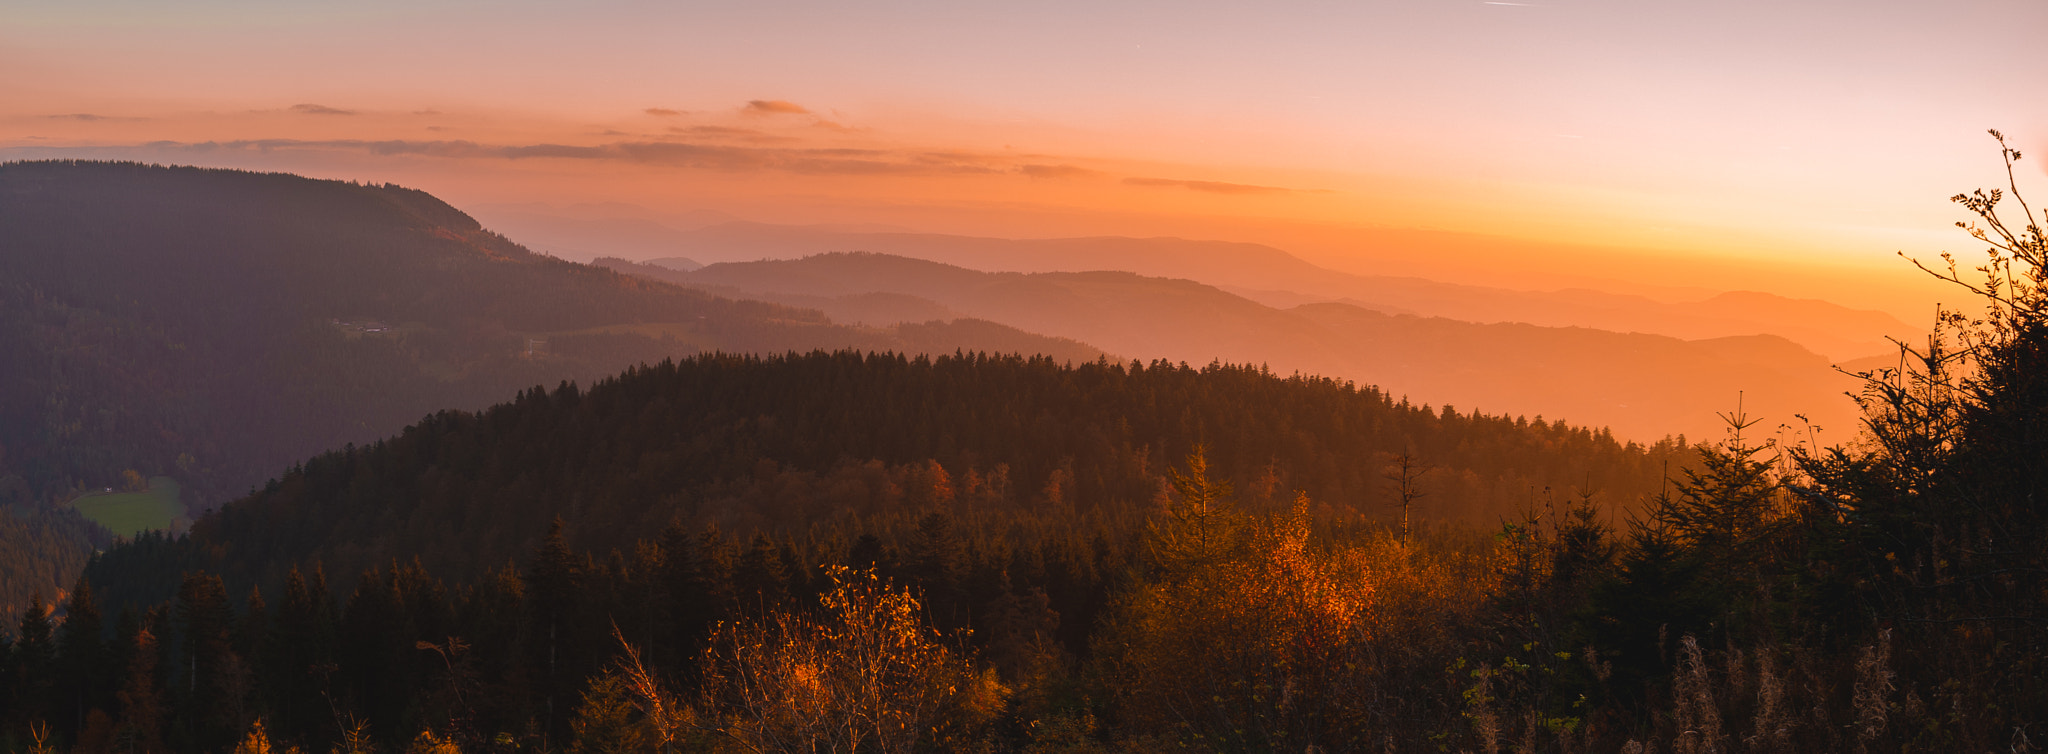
[0,162,1101,612]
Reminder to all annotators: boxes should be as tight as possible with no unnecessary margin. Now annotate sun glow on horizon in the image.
[4,0,2041,318]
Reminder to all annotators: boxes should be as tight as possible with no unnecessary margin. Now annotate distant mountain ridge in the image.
[591,220,1914,361]
[0,161,1112,615]
[600,252,1867,444]
[0,162,1103,510]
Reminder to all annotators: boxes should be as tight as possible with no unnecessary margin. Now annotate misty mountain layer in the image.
[604,252,1866,443]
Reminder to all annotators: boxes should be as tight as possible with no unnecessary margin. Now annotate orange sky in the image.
[5,0,2045,320]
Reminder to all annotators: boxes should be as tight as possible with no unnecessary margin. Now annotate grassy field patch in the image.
[72,476,184,538]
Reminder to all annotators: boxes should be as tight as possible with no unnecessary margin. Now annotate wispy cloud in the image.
[645,108,682,116]
[667,125,794,143]
[744,99,810,115]
[1019,163,1101,179]
[82,136,1302,193]
[132,137,1010,177]
[290,103,355,116]
[45,113,144,122]
[1123,177,1294,195]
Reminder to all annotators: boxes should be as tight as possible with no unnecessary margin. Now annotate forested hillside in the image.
[83,350,1684,610]
[23,348,1695,753]
[0,161,1095,615]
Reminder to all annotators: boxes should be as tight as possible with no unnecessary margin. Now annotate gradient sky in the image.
[5,0,2045,319]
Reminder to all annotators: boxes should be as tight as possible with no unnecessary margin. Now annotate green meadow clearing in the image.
[72,476,185,538]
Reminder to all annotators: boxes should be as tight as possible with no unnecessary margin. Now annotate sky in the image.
[4,0,2045,319]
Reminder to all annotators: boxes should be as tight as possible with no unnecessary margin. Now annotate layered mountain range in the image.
[0,162,1094,512]
[481,205,1913,361]
[0,160,1893,617]
[600,252,1873,444]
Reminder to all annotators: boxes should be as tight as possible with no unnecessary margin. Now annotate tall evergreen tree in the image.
[111,621,165,754]
[460,563,529,740]
[59,576,108,740]
[653,524,705,679]
[172,572,237,753]
[263,567,335,750]
[525,519,583,745]
[0,631,13,726]
[733,533,789,609]
[906,512,967,629]
[11,593,56,729]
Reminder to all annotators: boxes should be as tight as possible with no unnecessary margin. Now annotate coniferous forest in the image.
[2,140,2047,753]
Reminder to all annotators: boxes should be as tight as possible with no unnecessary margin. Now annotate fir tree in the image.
[13,593,56,729]
[59,576,108,740]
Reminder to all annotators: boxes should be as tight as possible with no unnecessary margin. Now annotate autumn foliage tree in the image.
[1099,450,1495,750]
[698,566,1005,753]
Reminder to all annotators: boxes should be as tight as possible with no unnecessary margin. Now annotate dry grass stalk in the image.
[1743,651,1792,753]
[1670,635,1722,754]
[1468,663,1500,754]
[1517,710,1538,754]
[1851,629,1894,749]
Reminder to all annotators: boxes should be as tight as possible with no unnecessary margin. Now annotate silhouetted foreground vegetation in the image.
[2,139,2045,752]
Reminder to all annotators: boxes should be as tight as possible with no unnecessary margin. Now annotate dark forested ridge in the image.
[83,350,1684,610]
[0,161,1096,614]
[39,349,1699,753]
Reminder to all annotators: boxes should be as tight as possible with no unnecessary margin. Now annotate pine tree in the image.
[1145,447,1243,578]
[264,567,335,750]
[1589,512,1707,700]
[339,568,415,748]
[458,563,529,739]
[112,622,166,754]
[173,572,238,753]
[59,576,108,740]
[565,672,648,754]
[906,512,966,627]
[0,631,13,730]
[653,524,706,681]
[526,518,583,745]
[733,533,789,609]
[13,592,56,729]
